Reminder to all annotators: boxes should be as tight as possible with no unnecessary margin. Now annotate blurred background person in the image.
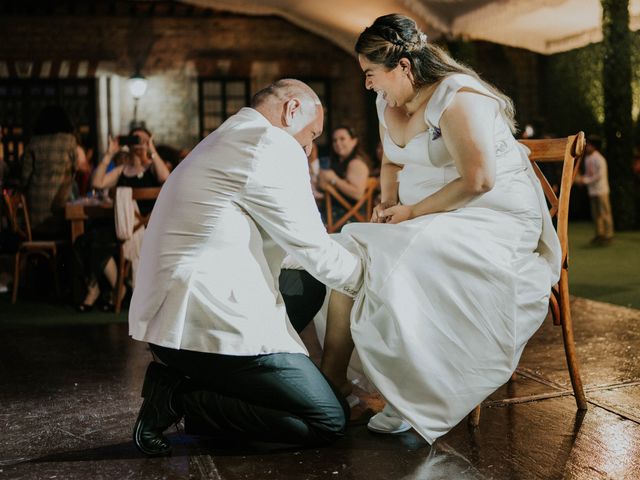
[575,135,614,246]
[520,123,535,139]
[307,141,324,201]
[73,131,169,311]
[21,105,91,239]
[318,125,371,226]
[0,124,13,294]
[0,123,6,185]
[319,125,370,199]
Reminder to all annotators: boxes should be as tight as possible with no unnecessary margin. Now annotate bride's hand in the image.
[380,204,414,224]
[371,200,397,223]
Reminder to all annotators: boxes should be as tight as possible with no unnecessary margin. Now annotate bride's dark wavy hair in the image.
[355,14,517,133]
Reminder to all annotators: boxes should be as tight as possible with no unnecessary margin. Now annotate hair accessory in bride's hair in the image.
[419,33,428,43]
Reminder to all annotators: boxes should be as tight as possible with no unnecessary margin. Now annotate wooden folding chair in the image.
[469,132,589,427]
[114,186,161,313]
[324,177,379,233]
[2,190,60,303]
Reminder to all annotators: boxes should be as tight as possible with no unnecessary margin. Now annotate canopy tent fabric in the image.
[184,0,640,55]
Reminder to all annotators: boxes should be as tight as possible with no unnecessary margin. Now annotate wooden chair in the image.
[324,177,379,233]
[2,190,60,303]
[114,186,161,313]
[469,132,589,427]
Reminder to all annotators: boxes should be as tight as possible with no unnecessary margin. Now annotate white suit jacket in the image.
[128,108,363,356]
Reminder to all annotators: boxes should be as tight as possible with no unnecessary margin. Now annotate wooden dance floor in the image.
[1,297,639,479]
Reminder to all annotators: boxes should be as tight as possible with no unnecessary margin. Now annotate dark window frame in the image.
[0,78,97,166]
[198,77,251,138]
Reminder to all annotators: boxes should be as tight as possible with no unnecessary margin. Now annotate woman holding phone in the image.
[74,129,169,312]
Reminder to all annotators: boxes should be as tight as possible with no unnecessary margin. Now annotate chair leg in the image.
[12,252,21,304]
[50,252,61,299]
[559,271,588,410]
[115,255,127,314]
[326,197,334,233]
[468,405,481,428]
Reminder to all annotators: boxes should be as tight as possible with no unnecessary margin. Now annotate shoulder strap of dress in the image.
[375,91,387,128]
[424,74,506,129]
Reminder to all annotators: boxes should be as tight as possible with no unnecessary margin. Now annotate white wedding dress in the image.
[316,74,561,444]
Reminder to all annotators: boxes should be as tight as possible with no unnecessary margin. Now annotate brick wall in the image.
[0,8,543,154]
[0,12,369,153]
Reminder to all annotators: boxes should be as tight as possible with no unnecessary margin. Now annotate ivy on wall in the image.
[542,44,604,137]
[542,4,639,229]
[543,32,640,139]
[602,0,636,229]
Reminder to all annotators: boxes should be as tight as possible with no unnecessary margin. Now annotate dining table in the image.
[65,197,114,243]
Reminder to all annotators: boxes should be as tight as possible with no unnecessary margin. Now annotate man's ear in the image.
[282,98,302,127]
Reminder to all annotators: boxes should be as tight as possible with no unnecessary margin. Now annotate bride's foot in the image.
[334,380,361,408]
[324,374,359,407]
[337,380,353,398]
[367,404,412,434]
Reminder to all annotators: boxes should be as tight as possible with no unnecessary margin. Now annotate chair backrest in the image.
[2,190,32,241]
[128,186,161,232]
[130,186,162,202]
[325,177,379,233]
[519,132,585,269]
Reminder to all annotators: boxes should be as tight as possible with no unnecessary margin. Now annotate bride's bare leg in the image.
[321,290,355,397]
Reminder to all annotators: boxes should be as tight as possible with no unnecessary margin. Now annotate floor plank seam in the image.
[192,454,223,480]
[584,399,640,425]
[432,441,492,480]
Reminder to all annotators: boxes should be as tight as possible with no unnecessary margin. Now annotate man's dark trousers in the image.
[150,269,348,446]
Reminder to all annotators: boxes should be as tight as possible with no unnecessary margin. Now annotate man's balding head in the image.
[251,79,321,109]
[252,79,324,157]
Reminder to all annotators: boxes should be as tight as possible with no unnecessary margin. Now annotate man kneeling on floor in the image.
[128,79,362,456]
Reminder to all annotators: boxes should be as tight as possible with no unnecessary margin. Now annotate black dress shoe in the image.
[133,361,184,457]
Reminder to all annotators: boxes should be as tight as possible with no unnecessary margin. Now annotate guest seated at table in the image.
[73,132,169,312]
[21,105,91,239]
[318,125,371,226]
[74,135,96,198]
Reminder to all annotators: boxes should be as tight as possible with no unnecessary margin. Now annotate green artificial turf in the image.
[0,294,128,327]
[568,222,640,309]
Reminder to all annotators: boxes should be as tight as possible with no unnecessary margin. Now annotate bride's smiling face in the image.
[358,54,414,107]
